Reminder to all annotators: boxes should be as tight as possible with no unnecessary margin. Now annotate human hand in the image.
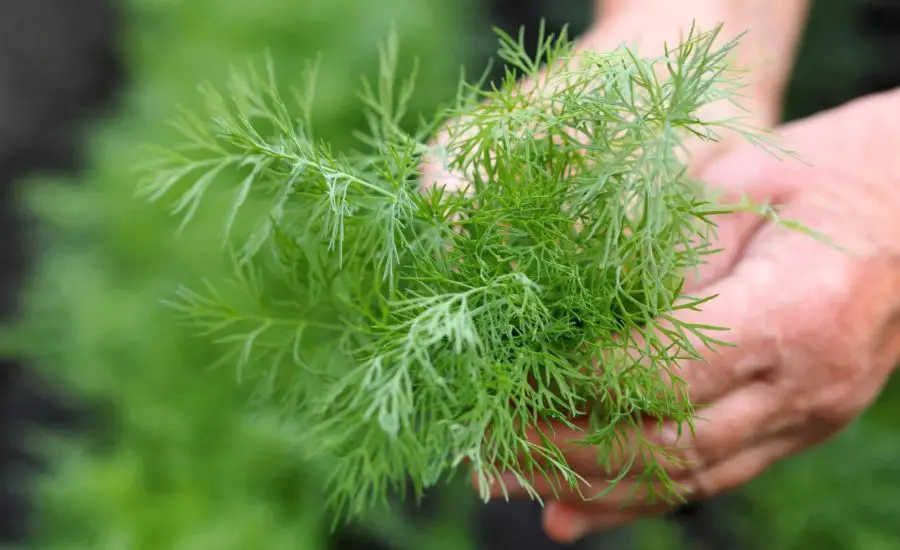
[489,88,900,544]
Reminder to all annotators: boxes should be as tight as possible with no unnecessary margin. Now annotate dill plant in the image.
[140,23,789,521]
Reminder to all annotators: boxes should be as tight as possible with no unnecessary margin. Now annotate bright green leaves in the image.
[142,23,765,524]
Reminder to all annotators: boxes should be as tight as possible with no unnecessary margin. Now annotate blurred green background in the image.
[5,0,900,549]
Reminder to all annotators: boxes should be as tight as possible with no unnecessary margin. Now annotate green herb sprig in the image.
[140,23,791,523]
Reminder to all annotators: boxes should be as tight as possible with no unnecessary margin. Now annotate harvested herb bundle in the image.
[140,24,787,522]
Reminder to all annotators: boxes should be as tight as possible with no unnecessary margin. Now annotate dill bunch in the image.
[140,23,781,522]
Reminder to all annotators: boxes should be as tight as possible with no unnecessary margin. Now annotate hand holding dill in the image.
[138,21,817,531]
[421,2,900,544]
[527,85,900,544]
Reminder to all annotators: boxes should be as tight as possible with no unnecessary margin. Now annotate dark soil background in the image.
[0,1,897,549]
[0,0,121,543]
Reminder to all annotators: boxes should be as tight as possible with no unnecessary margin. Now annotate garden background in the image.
[1,1,899,549]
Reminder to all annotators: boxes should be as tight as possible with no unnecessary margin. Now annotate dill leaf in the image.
[140,22,792,523]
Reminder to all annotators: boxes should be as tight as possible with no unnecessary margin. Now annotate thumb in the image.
[682,145,799,293]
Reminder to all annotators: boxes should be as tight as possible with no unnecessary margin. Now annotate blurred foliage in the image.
[7,0,479,549]
[5,0,900,549]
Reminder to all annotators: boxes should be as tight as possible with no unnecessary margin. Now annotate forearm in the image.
[594,0,810,40]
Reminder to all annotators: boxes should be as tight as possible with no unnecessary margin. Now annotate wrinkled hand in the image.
[494,89,900,544]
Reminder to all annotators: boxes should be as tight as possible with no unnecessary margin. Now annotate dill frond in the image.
[140,22,787,523]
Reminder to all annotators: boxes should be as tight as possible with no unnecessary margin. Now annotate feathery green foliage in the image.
[8,1,475,549]
[141,23,788,522]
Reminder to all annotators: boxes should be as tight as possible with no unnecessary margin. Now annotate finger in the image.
[478,417,697,506]
[543,500,615,545]
[486,386,777,502]
[690,432,801,500]
[558,381,787,502]
[541,499,669,544]
[628,253,785,407]
[420,119,479,194]
[484,458,695,508]
[540,378,785,481]
[480,255,786,500]
[679,209,765,295]
[608,313,775,477]
[470,419,597,501]
[664,380,789,471]
[535,271,787,488]
[539,432,802,544]
[479,264,784,489]
[477,413,687,498]
[493,414,689,487]
[681,146,801,293]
